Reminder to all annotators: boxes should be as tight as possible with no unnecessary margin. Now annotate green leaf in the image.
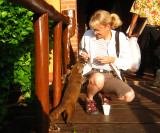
[19,80,25,86]
[26,27,33,31]
[27,11,34,16]
[23,91,31,98]
[14,20,18,24]
[9,39,18,44]
[26,52,31,59]
[0,0,5,5]
[12,34,16,38]
[22,66,30,72]
[15,28,21,33]
[21,85,28,91]
[13,78,19,84]
[0,1,3,5]
[1,11,7,18]
[18,7,26,13]
[16,61,23,65]
[21,30,29,36]
[21,75,29,83]
[16,69,24,77]
[19,56,24,61]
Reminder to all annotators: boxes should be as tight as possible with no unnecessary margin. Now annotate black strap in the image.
[115,31,120,57]
[115,31,126,82]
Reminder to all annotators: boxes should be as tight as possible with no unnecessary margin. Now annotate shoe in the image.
[98,92,111,105]
[153,69,160,87]
[85,99,99,115]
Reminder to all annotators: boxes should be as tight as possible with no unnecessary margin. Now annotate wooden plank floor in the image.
[49,70,160,133]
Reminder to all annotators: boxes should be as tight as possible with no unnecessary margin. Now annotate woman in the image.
[79,10,135,115]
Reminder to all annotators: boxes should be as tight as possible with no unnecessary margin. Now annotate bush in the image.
[0,0,35,123]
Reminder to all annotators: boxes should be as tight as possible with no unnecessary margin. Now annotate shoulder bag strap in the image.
[115,31,127,82]
[115,31,120,57]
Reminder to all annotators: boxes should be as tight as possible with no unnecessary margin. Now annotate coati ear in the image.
[61,74,67,83]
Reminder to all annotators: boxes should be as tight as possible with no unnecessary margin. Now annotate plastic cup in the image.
[102,104,111,115]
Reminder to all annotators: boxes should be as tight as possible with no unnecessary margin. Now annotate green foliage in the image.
[0,0,55,125]
[0,0,34,92]
[0,0,35,123]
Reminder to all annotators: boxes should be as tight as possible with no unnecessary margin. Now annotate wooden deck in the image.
[49,71,160,133]
[1,69,160,133]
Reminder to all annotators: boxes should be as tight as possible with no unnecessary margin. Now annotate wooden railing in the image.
[14,0,76,133]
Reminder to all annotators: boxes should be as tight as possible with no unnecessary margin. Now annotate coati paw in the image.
[49,124,61,132]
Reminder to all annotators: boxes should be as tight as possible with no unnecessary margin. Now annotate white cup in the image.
[102,105,111,115]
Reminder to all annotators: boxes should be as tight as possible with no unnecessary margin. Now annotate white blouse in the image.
[79,29,132,75]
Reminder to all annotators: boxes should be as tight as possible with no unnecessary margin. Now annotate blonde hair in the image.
[89,10,122,29]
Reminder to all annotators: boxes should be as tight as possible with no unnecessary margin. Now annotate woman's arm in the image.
[128,13,139,37]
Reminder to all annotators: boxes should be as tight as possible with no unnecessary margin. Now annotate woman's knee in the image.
[124,88,135,102]
[89,73,105,89]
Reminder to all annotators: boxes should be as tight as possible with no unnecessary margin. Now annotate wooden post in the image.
[34,13,49,133]
[62,10,76,74]
[53,22,63,108]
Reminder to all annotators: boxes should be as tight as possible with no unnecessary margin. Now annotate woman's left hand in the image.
[96,56,116,64]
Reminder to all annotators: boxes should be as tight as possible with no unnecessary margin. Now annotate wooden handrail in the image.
[15,0,70,25]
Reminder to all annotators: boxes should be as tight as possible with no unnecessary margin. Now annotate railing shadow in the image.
[129,83,160,132]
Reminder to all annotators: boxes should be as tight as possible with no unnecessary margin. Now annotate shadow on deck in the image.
[49,69,160,133]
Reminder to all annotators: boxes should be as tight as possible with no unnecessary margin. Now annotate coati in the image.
[49,62,86,124]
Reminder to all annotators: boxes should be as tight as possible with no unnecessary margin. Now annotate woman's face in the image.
[93,24,110,40]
